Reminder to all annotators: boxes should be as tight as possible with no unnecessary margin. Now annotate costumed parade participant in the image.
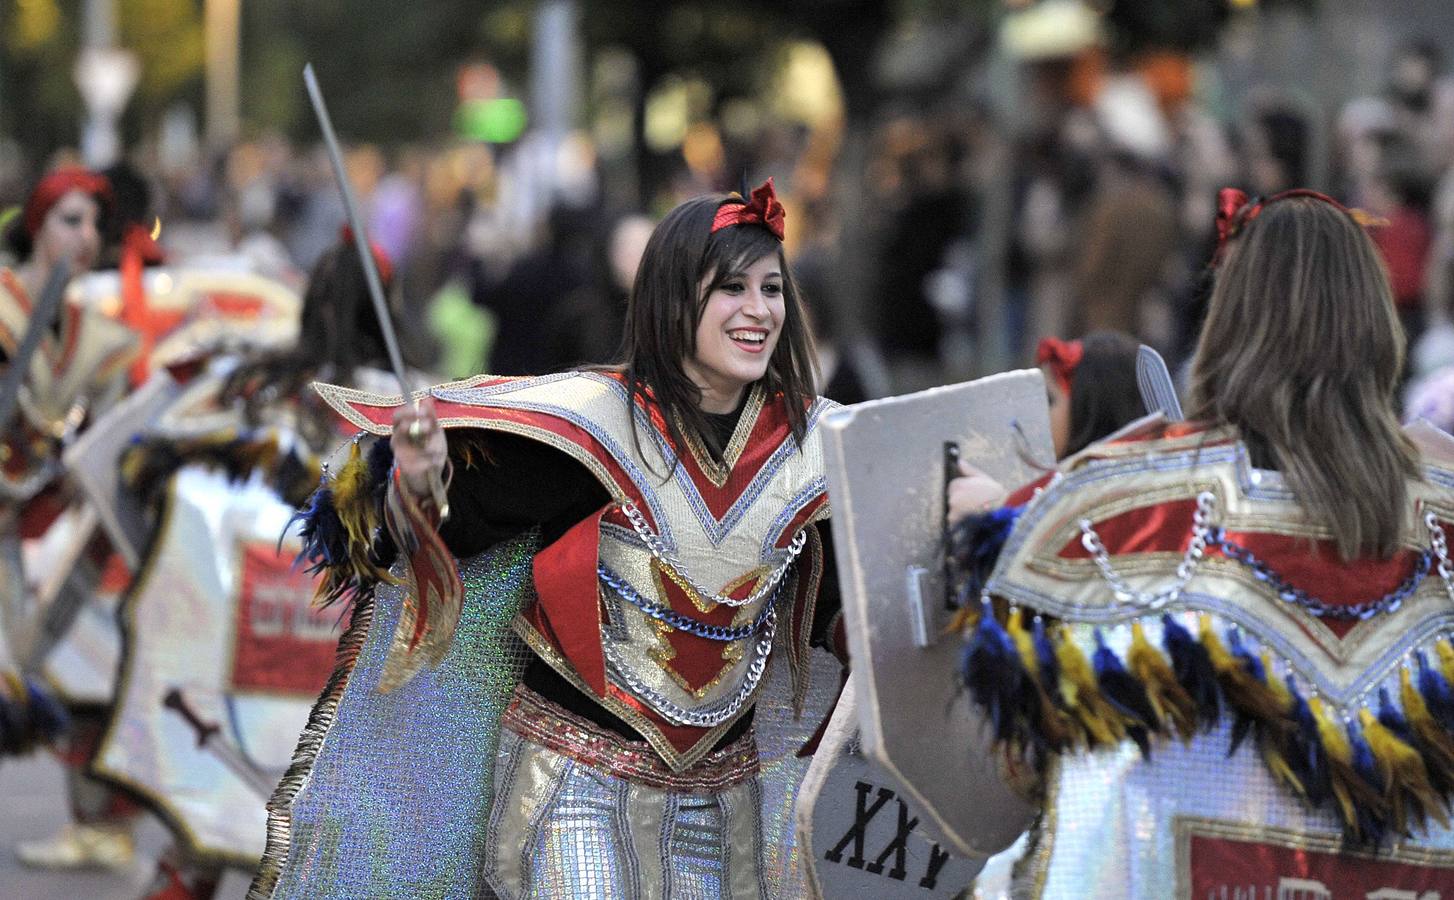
[1033,331,1142,461]
[947,190,1454,896]
[0,167,147,871]
[91,230,396,900]
[948,331,1141,531]
[249,179,846,899]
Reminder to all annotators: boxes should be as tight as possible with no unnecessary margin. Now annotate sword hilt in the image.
[163,688,220,748]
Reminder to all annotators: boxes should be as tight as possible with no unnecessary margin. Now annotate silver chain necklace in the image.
[1078,491,1218,610]
[1081,493,1454,611]
[1425,511,1454,602]
[602,604,777,727]
[617,497,807,608]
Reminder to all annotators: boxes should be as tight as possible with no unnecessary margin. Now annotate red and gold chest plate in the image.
[317,371,834,771]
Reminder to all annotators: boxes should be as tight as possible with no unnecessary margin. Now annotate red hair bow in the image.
[340,225,394,286]
[711,177,786,241]
[23,167,113,237]
[1212,186,1373,264]
[1036,336,1083,395]
[1213,187,1252,259]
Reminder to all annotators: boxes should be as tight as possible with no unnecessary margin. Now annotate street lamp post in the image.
[75,0,139,168]
[205,0,242,150]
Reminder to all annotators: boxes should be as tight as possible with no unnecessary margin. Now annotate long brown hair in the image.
[614,193,819,474]
[1187,196,1420,559]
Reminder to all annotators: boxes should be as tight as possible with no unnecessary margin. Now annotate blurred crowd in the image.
[9,10,1454,897]
[5,30,1454,415]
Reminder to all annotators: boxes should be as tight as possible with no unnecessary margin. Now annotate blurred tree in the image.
[243,0,493,141]
[1104,0,1317,56]
[2,0,205,172]
[2,0,85,164]
[118,0,204,128]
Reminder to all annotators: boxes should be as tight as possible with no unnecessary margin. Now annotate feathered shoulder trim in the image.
[956,425,1454,846]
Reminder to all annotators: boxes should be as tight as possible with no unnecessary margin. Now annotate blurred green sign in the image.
[455,98,527,143]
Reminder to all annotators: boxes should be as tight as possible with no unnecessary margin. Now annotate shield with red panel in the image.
[72,267,301,379]
[94,465,337,867]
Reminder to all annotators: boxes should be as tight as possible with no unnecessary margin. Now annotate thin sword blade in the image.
[1136,344,1184,422]
[302,63,411,393]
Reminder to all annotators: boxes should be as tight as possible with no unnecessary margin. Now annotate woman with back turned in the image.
[945,189,1454,896]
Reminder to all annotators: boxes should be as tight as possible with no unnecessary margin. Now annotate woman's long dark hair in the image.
[1187,197,1420,560]
[223,239,390,425]
[1065,331,1144,456]
[616,194,818,470]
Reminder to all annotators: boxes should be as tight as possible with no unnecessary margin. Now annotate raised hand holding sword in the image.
[302,64,447,509]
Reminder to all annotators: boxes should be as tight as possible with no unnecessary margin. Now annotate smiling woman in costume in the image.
[944,189,1454,897]
[251,180,845,900]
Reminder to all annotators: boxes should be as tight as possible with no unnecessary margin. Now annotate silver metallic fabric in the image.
[1030,658,1454,897]
[256,534,537,899]
[485,723,767,900]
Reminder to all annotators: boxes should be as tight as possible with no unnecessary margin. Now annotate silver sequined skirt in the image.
[483,688,770,900]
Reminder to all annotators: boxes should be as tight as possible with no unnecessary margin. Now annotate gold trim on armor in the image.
[652,557,772,615]
[646,619,751,701]
[1023,480,1225,584]
[310,373,499,430]
[1021,757,1060,899]
[676,383,766,488]
[514,615,756,773]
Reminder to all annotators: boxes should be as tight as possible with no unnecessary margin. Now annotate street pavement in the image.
[0,754,252,899]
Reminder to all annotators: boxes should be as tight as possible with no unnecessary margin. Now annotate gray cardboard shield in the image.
[62,370,181,569]
[795,675,984,898]
[820,369,1052,858]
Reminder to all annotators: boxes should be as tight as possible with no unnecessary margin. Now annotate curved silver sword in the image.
[1136,344,1184,422]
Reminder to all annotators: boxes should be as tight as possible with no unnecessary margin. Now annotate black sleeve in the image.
[809,520,842,653]
[437,430,612,559]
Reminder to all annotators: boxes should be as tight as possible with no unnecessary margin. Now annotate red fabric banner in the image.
[230,542,335,696]
[1188,831,1454,898]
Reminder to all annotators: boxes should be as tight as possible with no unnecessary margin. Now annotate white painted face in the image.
[684,253,785,413]
[34,189,102,272]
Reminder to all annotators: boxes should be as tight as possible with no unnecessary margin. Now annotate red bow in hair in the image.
[1211,186,1376,265]
[340,225,394,286]
[711,177,786,241]
[1036,337,1083,395]
[1213,187,1251,260]
[23,167,113,237]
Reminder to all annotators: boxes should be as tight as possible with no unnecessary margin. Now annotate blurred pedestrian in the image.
[1,167,144,873]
